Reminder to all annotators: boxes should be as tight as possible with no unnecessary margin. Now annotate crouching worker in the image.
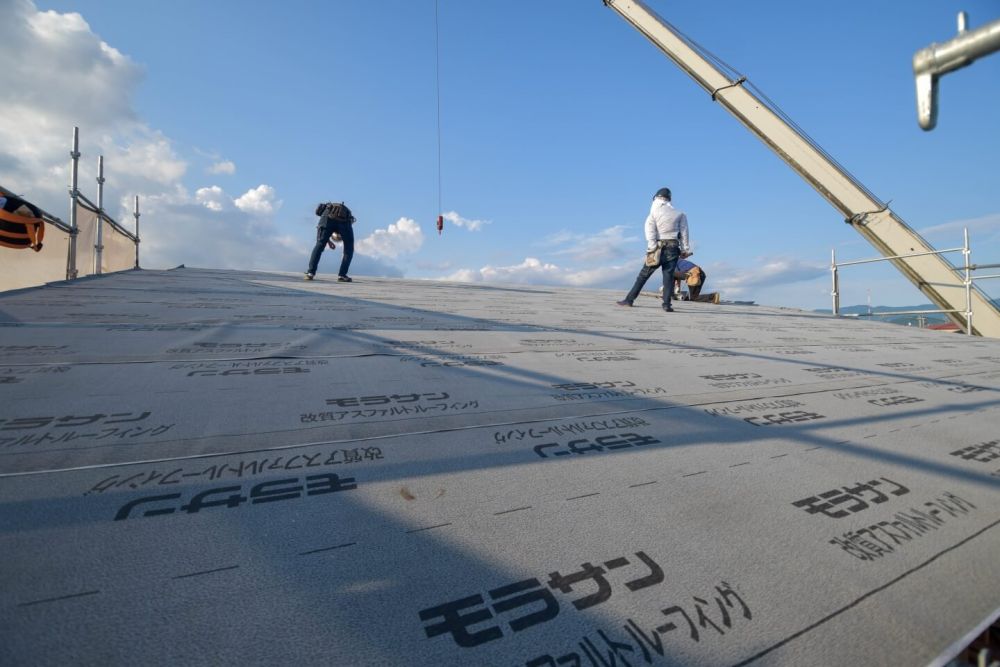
[674,257,720,303]
[0,189,45,252]
[306,201,355,282]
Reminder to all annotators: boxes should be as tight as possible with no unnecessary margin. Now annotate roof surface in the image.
[1,267,998,666]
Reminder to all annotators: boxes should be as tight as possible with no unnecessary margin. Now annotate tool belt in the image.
[643,247,660,267]
[643,239,677,267]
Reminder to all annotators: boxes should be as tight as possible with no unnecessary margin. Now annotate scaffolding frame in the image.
[831,228,1000,335]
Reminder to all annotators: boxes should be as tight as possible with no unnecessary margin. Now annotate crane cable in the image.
[656,12,885,209]
[435,0,444,235]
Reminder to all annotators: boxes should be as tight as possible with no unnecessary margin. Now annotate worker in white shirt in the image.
[616,187,691,312]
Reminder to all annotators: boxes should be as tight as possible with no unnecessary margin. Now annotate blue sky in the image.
[4,0,999,309]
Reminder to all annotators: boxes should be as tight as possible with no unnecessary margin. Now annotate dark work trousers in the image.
[307,217,354,277]
[624,241,680,307]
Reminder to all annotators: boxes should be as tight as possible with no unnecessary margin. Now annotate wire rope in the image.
[650,9,886,208]
[434,0,444,233]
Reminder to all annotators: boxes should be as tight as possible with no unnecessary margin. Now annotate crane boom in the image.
[604,0,1000,337]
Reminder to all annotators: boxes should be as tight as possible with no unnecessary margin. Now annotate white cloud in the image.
[113,134,186,185]
[482,257,561,282]
[441,257,634,288]
[560,264,636,286]
[123,187,289,269]
[234,184,279,215]
[195,185,227,212]
[440,268,483,283]
[433,224,645,288]
[356,217,425,259]
[19,6,140,123]
[918,212,1000,243]
[537,230,576,247]
[0,0,190,212]
[442,210,489,232]
[208,160,236,175]
[415,259,456,271]
[434,223,644,288]
[541,225,639,263]
[710,257,827,298]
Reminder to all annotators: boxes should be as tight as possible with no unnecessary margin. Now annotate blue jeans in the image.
[623,242,680,307]
[307,218,354,276]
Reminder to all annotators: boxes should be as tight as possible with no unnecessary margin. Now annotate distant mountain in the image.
[813,303,949,327]
[814,299,1000,328]
[815,303,940,315]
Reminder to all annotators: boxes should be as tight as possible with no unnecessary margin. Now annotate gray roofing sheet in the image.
[1,267,998,666]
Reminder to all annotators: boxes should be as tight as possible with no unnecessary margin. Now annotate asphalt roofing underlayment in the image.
[0,266,998,666]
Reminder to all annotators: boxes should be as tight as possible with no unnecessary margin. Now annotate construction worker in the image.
[671,256,721,303]
[616,187,690,312]
[306,201,355,282]
[0,189,45,251]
